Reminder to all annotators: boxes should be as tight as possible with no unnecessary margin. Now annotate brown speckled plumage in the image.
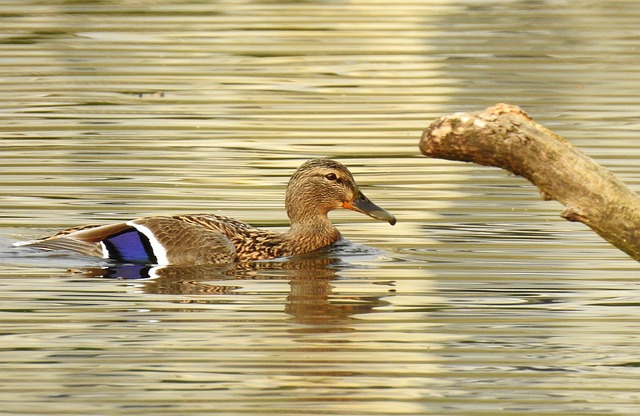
[16,158,396,265]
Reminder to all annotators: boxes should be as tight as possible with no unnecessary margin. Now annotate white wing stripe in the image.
[126,220,170,265]
[99,241,110,259]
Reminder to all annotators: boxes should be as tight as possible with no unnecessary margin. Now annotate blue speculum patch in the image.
[102,228,157,264]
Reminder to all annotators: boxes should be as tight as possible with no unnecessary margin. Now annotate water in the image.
[2,0,640,414]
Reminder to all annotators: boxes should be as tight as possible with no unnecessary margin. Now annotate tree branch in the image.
[419,103,640,262]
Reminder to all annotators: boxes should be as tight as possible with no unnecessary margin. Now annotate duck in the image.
[15,158,396,266]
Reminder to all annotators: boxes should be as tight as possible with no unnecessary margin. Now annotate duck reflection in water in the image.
[71,243,395,327]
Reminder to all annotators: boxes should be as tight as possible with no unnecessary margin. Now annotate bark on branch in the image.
[419,103,640,262]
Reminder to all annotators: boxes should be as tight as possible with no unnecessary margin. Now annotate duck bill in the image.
[343,191,396,225]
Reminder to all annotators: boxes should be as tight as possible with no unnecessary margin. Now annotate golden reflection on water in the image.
[2,0,640,415]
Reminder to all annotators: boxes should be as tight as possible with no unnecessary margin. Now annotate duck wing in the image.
[17,216,237,266]
[130,217,236,265]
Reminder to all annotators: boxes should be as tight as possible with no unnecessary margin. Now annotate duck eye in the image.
[325,173,337,181]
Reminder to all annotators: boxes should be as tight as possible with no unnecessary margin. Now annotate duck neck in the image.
[284,215,341,255]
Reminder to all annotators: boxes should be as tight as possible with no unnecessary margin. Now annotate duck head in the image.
[285,158,396,226]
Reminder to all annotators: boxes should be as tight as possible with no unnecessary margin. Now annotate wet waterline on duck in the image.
[2,1,640,415]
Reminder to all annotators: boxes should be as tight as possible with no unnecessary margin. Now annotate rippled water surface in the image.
[2,1,640,415]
